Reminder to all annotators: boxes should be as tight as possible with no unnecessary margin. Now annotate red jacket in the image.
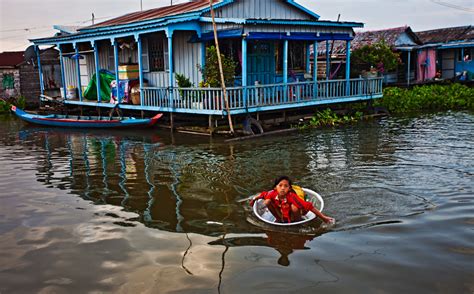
[257,190,315,222]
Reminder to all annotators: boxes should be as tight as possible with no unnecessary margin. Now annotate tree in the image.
[352,40,401,74]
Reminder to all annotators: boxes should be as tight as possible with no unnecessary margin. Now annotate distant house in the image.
[30,0,383,120]
[416,25,474,81]
[316,26,421,84]
[0,52,24,99]
[0,48,61,104]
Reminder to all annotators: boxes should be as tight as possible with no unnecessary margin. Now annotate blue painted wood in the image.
[306,43,311,73]
[35,46,44,96]
[137,35,144,106]
[75,46,83,101]
[407,51,411,86]
[242,37,248,110]
[345,41,351,96]
[58,45,67,100]
[167,34,174,107]
[313,41,318,98]
[113,40,120,103]
[94,41,101,102]
[247,41,275,85]
[62,78,383,116]
[326,41,330,80]
[283,39,288,102]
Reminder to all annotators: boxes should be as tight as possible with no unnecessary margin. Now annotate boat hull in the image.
[252,188,324,226]
[11,106,162,128]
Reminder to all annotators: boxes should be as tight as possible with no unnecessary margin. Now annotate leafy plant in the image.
[0,96,26,114]
[352,40,401,74]
[175,73,193,89]
[198,46,237,87]
[299,108,364,129]
[175,73,194,98]
[375,84,474,114]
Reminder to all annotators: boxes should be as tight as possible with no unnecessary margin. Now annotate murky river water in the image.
[0,112,473,293]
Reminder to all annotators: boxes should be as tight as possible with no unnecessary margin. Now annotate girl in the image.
[251,176,335,224]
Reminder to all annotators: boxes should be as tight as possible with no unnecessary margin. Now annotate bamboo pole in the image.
[209,0,234,135]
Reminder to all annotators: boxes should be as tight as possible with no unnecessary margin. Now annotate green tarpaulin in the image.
[83,70,115,102]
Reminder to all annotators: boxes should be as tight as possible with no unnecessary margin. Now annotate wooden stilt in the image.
[208,115,214,135]
[170,113,174,130]
[141,110,144,119]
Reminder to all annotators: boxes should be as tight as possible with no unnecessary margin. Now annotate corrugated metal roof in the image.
[0,51,24,68]
[83,0,219,30]
[416,25,474,45]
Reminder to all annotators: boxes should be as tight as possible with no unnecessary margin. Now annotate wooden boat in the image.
[11,106,163,128]
[252,188,325,226]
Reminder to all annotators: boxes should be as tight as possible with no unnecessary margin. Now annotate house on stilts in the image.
[30,0,383,123]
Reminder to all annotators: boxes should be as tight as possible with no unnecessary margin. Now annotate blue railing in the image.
[141,77,383,114]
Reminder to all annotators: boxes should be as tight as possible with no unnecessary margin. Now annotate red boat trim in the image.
[148,113,164,126]
[35,118,121,123]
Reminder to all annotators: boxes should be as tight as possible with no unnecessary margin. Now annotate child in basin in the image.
[251,176,335,224]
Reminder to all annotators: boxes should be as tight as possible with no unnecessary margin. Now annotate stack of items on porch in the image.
[83,64,145,104]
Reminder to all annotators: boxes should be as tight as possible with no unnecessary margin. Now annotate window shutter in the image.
[164,38,169,72]
[141,38,150,72]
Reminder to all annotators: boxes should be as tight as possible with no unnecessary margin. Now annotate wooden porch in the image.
[63,77,383,115]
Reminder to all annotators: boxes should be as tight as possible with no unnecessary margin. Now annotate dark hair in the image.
[273,176,292,188]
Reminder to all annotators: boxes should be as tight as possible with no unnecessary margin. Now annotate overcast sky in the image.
[1,0,473,52]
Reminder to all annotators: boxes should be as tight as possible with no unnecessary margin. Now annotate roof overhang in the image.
[199,17,363,28]
[439,42,474,49]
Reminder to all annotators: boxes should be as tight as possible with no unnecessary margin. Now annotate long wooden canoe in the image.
[11,106,162,128]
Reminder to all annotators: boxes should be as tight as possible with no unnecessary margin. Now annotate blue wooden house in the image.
[31,0,383,119]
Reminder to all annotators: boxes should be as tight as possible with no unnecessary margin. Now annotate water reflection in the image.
[209,231,319,267]
[11,117,436,238]
[2,112,473,293]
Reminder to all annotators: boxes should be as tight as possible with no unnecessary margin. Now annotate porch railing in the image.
[141,77,383,113]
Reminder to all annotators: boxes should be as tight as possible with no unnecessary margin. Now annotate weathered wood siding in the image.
[63,57,78,88]
[441,49,455,79]
[20,49,60,102]
[207,0,314,20]
[173,31,202,87]
[201,23,352,35]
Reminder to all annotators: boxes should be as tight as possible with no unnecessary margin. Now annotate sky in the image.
[1,0,473,52]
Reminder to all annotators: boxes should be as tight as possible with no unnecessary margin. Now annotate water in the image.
[0,112,473,293]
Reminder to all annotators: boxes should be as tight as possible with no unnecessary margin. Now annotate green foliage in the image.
[0,96,26,114]
[375,84,474,114]
[352,40,401,74]
[199,46,237,87]
[175,73,194,98]
[299,108,364,130]
[175,73,193,88]
[0,100,9,113]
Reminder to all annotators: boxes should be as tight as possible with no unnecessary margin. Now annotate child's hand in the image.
[249,198,256,206]
[324,217,335,224]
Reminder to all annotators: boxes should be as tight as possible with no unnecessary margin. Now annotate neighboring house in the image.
[31,0,383,119]
[316,26,421,84]
[0,49,61,103]
[0,52,23,99]
[416,25,474,81]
